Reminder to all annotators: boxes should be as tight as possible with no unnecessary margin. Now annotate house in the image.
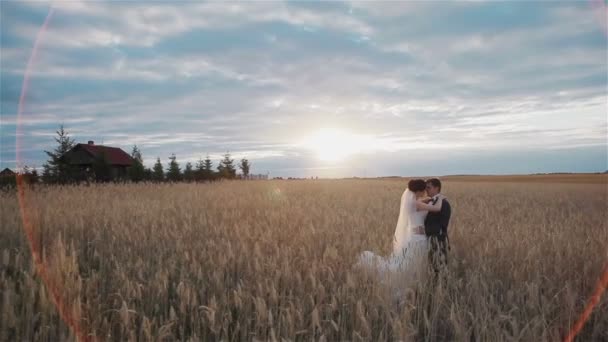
[0,168,16,187]
[61,141,134,180]
[0,168,15,177]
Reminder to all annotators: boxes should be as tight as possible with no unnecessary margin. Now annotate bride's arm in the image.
[416,195,444,212]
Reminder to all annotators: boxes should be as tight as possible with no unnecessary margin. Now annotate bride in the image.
[357,179,445,287]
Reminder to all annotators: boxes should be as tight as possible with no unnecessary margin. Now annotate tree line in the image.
[2,126,253,186]
[137,150,250,183]
[126,147,250,183]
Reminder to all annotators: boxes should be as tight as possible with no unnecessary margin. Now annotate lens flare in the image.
[16,6,93,342]
[13,3,607,342]
[563,262,608,342]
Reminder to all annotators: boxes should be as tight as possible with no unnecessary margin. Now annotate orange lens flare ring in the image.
[16,7,92,342]
[563,263,608,342]
[15,5,607,342]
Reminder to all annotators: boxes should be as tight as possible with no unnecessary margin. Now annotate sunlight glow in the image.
[300,128,470,162]
[302,128,375,161]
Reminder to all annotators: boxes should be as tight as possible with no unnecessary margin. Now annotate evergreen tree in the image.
[44,125,76,184]
[217,152,236,179]
[183,162,194,182]
[152,157,164,182]
[167,154,182,182]
[42,163,53,184]
[131,145,143,163]
[195,155,215,181]
[30,168,39,184]
[203,155,215,181]
[128,145,145,182]
[239,158,251,179]
[195,157,205,182]
[143,167,153,182]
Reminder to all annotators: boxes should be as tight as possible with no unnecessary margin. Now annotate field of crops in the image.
[1,179,606,341]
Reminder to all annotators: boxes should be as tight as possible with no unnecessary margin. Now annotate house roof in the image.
[74,143,134,166]
[0,168,15,176]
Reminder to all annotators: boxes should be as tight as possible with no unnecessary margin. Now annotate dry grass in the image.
[440,173,608,184]
[1,180,606,341]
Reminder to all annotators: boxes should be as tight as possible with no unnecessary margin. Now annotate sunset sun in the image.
[303,128,366,161]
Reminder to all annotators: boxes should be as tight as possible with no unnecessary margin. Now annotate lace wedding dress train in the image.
[357,189,429,289]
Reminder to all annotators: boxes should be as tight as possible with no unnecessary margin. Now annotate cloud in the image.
[1,113,96,126]
[15,1,372,48]
[1,1,606,175]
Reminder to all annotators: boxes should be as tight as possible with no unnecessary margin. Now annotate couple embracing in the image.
[358,178,452,287]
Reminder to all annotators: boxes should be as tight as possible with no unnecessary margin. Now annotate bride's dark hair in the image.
[408,179,427,192]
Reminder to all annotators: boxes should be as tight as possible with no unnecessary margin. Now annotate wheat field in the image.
[1,179,607,341]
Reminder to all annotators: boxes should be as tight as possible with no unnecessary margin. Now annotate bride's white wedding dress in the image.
[357,189,429,288]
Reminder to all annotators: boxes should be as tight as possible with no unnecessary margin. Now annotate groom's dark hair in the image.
[426,178,442,192]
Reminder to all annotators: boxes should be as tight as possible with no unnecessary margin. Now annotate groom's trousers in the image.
[428,234,448,273]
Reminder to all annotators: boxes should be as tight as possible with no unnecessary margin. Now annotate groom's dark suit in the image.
[425,196,451,273]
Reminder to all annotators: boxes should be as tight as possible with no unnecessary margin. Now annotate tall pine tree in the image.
[183,162,194,182]
[43,125,76,184]
[128,145,145,182]
[42,163,53,184]
[217,152,236,179]
[143,167,153,181]
[152,157,164,182]
[167,154,182,182]
[30,167,39,185]
[195,157,205,182]
[195,155,215,181]
[203,155,214,181]
[239,158,251,179]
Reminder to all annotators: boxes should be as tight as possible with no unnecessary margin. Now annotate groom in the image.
[424,178,452,273]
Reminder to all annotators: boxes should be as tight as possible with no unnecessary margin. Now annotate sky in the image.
[1,1,607,178]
